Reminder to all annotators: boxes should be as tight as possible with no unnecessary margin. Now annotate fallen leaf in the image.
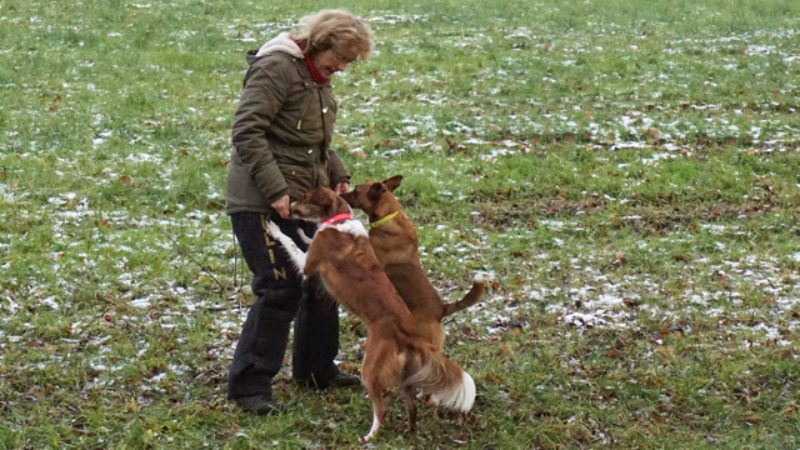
[651,411,667,423]
[623,298,641,309]
[657,346,673,357]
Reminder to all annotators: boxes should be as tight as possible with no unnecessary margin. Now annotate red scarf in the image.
[295,40,329,85]
[305,55,329,84]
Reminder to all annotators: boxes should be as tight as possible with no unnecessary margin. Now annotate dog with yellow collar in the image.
[341,175,486,351]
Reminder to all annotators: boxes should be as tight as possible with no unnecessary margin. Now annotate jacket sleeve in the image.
[326,148,350,186]
[231,59,291,204]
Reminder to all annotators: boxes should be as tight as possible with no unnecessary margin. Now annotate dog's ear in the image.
[367,182,385,201]
[340,190,358,208]
[383,175,403,192]
[311,189,334,211]
[321,193,334,208]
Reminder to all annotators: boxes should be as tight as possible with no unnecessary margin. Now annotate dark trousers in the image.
[227,213,340,399]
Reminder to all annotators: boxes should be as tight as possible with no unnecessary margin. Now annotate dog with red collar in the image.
[266,187,475,443]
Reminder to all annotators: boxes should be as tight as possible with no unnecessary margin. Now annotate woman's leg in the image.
[227,213,303,401]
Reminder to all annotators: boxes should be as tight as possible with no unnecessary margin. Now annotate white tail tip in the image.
[474,270,496,285]
[431,371,476,412]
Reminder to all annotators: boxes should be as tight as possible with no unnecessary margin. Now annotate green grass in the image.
[2,0,800,448]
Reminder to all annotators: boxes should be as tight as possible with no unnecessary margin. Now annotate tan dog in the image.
[341,175,486,350]
[266,188,475,443]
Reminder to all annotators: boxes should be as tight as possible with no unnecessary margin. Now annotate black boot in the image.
[296,369,361,389]
[233,393,284,415]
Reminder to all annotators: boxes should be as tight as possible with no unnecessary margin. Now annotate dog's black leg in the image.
[403,385,417,433]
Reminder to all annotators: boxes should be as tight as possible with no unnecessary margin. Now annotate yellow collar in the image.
[369,211,400,229]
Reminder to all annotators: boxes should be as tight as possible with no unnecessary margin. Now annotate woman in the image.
[225,9,373,414]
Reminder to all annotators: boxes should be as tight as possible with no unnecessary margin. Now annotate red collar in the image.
[322,212,352,225]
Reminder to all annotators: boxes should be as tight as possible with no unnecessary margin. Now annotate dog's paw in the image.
[296,228,314,245]
[266,220,282,239]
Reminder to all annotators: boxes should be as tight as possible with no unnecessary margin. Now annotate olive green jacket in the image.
[225,33,349,214]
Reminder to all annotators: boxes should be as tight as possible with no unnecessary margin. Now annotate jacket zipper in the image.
[296,88,314,130]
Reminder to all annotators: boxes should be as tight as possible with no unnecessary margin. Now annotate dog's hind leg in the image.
[266,221,307,274]
[360,362,387,444]
[361,393,385,444]
[360,357,386,443]
[360,341,405,443]
[402,385,417,433]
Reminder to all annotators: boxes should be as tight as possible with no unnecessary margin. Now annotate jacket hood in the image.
[255,32,303,58]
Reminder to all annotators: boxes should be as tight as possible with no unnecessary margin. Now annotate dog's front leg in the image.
[266,221,307,275]
[295,227,314,246]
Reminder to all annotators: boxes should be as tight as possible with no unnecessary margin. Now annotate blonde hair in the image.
[292,9,373,61]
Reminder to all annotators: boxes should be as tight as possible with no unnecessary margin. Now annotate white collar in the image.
[319,218,369,238]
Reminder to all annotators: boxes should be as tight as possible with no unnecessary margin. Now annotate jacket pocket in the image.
[276,162,313,201]
[316,166,330,190]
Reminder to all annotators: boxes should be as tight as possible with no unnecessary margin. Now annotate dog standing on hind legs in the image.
[266,187,475,443]
[341,175,487,350]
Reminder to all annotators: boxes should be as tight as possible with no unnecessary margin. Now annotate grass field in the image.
[1,0,799,448]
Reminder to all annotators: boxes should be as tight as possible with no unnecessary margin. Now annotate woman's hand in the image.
[335,181,350,195]
[271,194,291,218]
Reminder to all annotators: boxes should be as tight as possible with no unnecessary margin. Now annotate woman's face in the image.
[312,48,356,78]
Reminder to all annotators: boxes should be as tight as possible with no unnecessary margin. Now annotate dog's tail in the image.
[404,349,475,413]
[441,272,487,318]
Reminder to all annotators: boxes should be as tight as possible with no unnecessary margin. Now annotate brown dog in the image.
[266,188,475,443]
[341,175,486,350]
